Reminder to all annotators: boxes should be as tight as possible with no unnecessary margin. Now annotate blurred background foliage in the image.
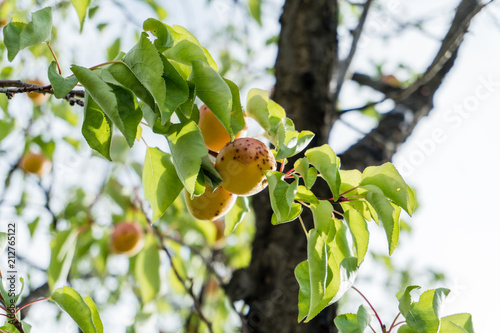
[0,0,450,331]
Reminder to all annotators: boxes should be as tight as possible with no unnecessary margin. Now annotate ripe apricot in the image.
[26,79,50,106]
[198,104,246,152]
[215,138,276,196]
[185,184,237,221]
[110,222,145,256]
[19,152,52,177]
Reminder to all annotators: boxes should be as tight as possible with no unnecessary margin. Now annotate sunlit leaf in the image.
[142,147,184,221]
[143,18,172,52]
[166,121,208,196]
[305,144,341,200]
[343,207,369,265]
[189,60,233,137]
[3,7,52,61]
[71,0,92,32]
[225,197,250,235]
[51,286,102,333]
[363,184,401,255]
[134,234,161,304]
[360,162,414,215]
[82,94,112,160]
[48,229,78,291]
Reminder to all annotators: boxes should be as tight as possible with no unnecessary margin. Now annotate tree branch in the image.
[333,0,374,104]
[340,0,488,170]
[0,80,84,107]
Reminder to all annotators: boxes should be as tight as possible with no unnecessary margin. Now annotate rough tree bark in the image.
[226,0,486,332]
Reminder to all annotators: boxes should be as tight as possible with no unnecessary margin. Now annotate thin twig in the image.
[160,242,215,333]
[333,0,374,102]
[352,286,385,333]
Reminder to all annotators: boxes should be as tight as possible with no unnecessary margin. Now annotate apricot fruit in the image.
[215,138,276,196]
[198,104,247,152]
[19,152,52,177]
[185,184,237,221]
[110,222,145,256]
[26,79,50,106]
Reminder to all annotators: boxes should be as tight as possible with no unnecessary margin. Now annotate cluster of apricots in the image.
[185,105,277,221]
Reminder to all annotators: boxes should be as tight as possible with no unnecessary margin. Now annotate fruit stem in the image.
[339,185,360,197]
[387,312,401,333]
[298,215,308,237]
[16,297,50,313]
[352,286,385,332]
[46,42,61,75]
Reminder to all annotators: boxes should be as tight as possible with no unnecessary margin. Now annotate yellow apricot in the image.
[19,152,52,177]
[26,79,50,106]
[198,104,246,152]
[185,184,237,221]
[110,222,145,256]
[215,138,276,196]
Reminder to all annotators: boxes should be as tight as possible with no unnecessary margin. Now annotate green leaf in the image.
[224,78,246,136]
[397,285,421,317]
[51,286,102,333]
[143,18,172,52]
[295,260,311,322]
[83,297,104,333]
[160,54,189,123]
[294,157,317,190]
[0,118,15,142]
[104,62,155,113]
[123,32,166,120]
[307,229,328,319]
[0,233,7,256]
[310,200,336,243]
[142,147,184,221]
[360,162,414,215]
[200,155,223,190]
[246,88,286,144]
[82,94,112,160]
[343,207,369,265]
[189,60,233,137]
[339,169,362,195]
[48,62,78,98]
[440,313,474,333]
[248,0,262,25]
[71,0,92,32]
[363,185,401,255]
[163,25,218,75]
[305,145,341,200]
[0,276,25,308]
[265,171,300,224]
[166,121,208,196]
[275,118,315,159]
[224,197,250,235]
[334,306,372,333]
[405,288,450,333]
[72,65,141,147]
[48,229,79,291]
[134,234,161,304]
[295,186,319,205]
[3,7,52,61]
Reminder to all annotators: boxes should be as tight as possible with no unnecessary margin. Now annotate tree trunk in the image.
[226,1,339,332]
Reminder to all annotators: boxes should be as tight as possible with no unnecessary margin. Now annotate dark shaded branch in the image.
[0,80,84,107]
[341,0,488,170]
